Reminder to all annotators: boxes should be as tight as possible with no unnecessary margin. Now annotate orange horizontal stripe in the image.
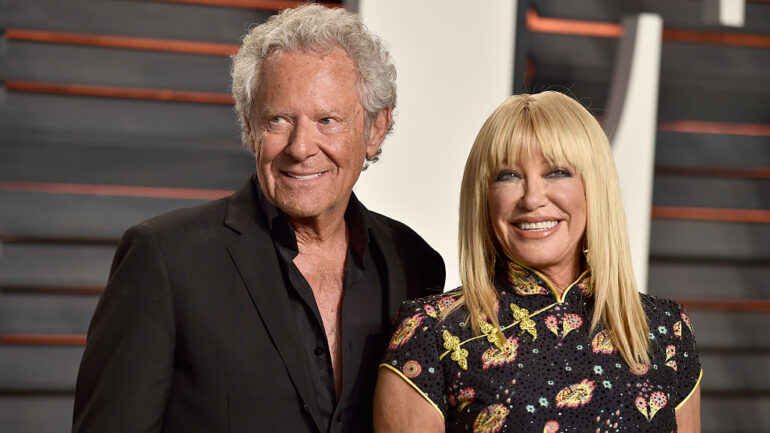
[663,28,770,49]
[0,285,104,295]
[5,28,239,56]
[158,0,341,10]
[0,334,86,346]
[655,166,770,180]
[676,298,770,312]
[526,9,622,38]
[0,181,233,200]
[5,80,234,104]
[527,8,770,48]
[658,120,770,137]
[652,206,770,223]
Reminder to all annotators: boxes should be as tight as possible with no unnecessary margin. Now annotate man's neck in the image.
[289,201,350,253]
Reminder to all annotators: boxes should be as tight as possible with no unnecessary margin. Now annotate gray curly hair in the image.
[230,4,397,166]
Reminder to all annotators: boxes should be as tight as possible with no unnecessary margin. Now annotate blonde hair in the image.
[446,91,651,366]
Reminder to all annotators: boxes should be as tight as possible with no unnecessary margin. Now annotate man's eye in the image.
[495,171,520,182]
[269,116,284,124]
[319,117,334,125]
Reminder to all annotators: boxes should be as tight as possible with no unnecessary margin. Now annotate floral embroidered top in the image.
[381,258,702,433]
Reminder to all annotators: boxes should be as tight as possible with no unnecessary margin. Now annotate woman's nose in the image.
[520,178,548,210]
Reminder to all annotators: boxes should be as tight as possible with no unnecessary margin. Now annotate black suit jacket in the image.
[73,177,445,432]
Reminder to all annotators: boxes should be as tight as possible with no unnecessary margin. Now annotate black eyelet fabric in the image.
[381,258,701,433]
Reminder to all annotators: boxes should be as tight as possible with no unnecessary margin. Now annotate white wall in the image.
[354,0,516,290]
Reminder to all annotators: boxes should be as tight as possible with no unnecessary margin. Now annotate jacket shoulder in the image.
[367,210,446,294]
[123,195,234,249]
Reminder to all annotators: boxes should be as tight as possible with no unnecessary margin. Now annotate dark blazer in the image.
[73,177,445,433]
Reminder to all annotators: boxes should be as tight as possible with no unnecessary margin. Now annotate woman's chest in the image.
[439,307,679,432]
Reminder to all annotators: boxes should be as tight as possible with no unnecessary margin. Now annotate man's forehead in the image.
[254,49,363,111]
[262,47,357,73]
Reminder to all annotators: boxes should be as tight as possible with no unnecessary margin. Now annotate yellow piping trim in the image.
[379,363,445,421]
[675,369,703,411]
[508,258,589,303]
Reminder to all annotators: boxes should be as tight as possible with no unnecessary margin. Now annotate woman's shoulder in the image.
[639,293,697,339]
[639,293,686,313]
[397,288,464,317]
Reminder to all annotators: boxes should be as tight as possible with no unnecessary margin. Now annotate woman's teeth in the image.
[516,221,558,231]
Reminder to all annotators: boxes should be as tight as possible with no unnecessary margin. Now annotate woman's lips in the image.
[515,220,558,231]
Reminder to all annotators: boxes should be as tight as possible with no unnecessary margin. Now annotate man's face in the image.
[251,49,385,223]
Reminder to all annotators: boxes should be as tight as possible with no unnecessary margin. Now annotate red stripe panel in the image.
[0,285,105,295]
[526,8,770,49]
[5,80,234,105]
[158,0,341,9]
[0,181,233,200]
[5,29,239,56]
[0,334,87,346]
[658,121,770,137]
[652,206,770,223]
[526,9,622,38]
[676,298,770,312]
[655,166,770,180]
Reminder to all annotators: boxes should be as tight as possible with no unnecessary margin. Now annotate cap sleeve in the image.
[670,301,702,410]
[380,297,448,419]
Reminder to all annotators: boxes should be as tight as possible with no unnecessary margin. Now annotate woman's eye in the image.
[548,168,573,178]
[495,171,520,182]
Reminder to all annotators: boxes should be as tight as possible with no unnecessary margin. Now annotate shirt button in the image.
[314,347,324,356]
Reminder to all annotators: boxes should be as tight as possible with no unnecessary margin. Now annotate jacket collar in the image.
[223,176,325,432]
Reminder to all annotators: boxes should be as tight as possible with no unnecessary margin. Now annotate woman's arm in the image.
[373,367,444,433]
[675,382,701,433]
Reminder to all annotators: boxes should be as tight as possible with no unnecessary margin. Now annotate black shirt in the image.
[258,188,385,433]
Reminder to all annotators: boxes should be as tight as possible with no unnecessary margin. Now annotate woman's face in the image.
[488,151,587,282]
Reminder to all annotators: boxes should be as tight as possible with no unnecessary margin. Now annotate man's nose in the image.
[520,178,548,210]
[284,119,320,161]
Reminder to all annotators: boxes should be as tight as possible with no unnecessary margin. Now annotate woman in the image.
[374,92,701,432]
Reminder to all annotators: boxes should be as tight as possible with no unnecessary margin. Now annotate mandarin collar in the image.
[494,255,593,304]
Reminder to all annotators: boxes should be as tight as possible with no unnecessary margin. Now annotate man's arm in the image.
[73,225,175,433]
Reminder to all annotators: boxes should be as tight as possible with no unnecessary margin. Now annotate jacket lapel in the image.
[223,179,324,433]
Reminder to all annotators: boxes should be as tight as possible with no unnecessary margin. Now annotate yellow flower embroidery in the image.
[479,320,504,350]
[443,330,468,370]
[510,303,538,340]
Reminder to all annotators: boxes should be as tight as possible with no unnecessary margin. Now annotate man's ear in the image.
[365,107,391,158]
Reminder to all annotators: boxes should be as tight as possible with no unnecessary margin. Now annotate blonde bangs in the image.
[480,96,594,186]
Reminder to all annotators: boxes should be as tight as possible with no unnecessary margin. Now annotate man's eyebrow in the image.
[258,107,294,118]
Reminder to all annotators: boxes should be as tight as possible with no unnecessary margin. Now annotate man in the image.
[73,5,445,433]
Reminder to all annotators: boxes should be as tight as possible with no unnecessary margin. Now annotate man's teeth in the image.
[516,221,558,231]
[287,172,323,180]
